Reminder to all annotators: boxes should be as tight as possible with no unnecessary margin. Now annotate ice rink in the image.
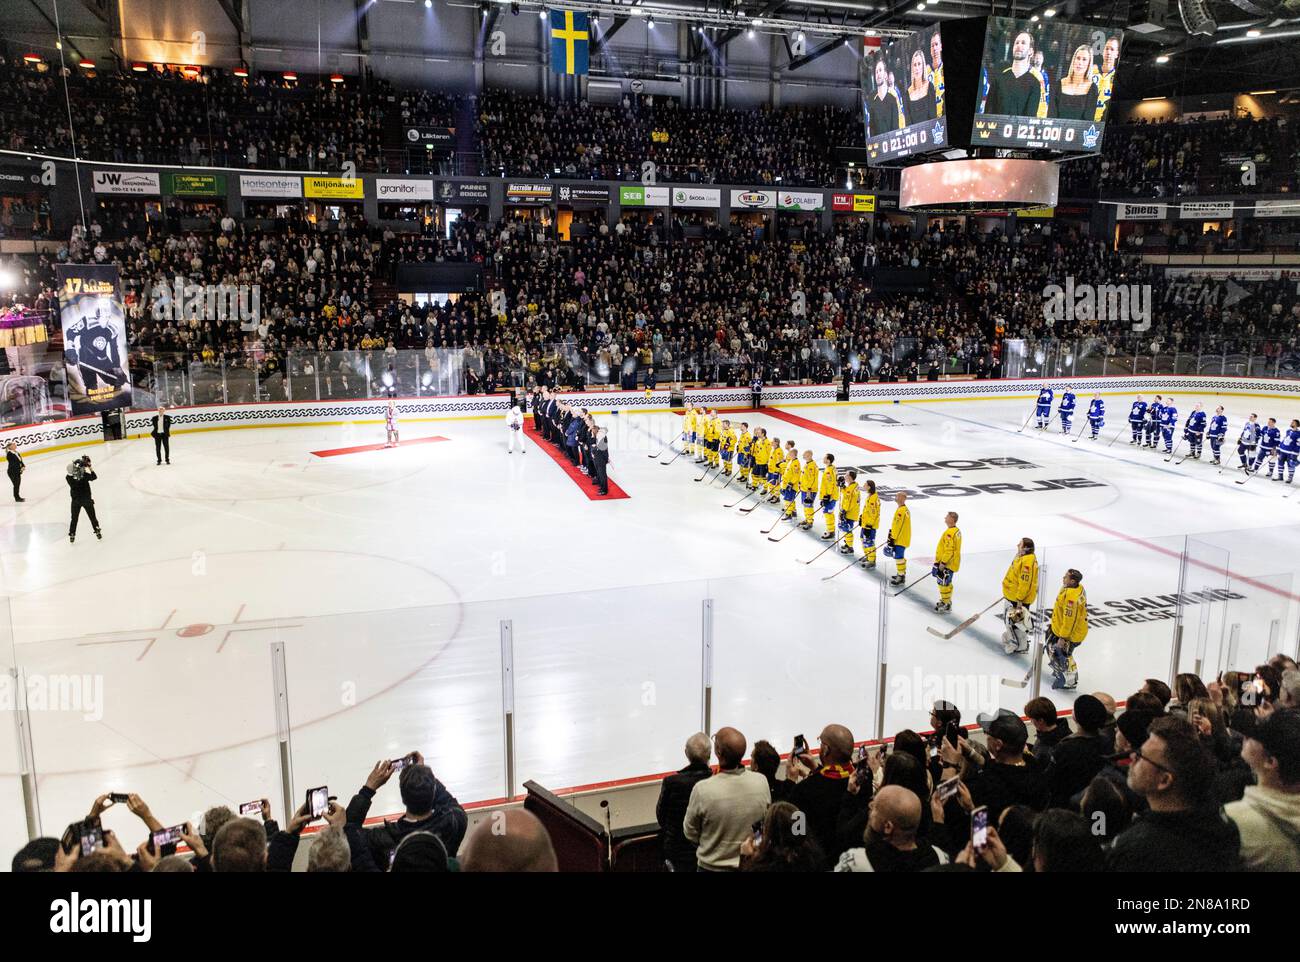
[5,389,1300,855]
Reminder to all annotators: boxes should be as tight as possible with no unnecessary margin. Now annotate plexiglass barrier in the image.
[5,525,1300,861]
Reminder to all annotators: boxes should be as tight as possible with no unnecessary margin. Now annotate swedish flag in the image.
[550,10,590,75]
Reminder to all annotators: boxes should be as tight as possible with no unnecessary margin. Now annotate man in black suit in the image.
[6,441,25,502]
[655,733,713,873]
[592,428,610,495]
[151,405,172,465]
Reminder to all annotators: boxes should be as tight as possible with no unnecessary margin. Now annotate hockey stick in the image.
[1106,426,1131,448]
[892,571,933,597]
[926,598,1002,640]
[726,488,760,509]
[822,556,866,581]
[1163,439,1183,463]
[694,464,717,483]
[761,512,790,535]
[661,448,686,466]
[714,470,736,489]
[1070,422,1088,443]
[739,493,770,514]
[1016,410,1036,434]
[798,532,847,565]
[1236,460,1258,485]
[768,521,800,543]
[1000,642,1042,689]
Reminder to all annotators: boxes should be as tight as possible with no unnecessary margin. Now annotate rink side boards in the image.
[7,375,1300,458]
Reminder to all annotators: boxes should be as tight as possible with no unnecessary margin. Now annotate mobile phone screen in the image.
[239,800,262,816]
[308,786,329,818]
[937,776,960,802]
[80,825,103,857]
[390,756,408,772]
[971,807,989,851]
[152,826,184,848]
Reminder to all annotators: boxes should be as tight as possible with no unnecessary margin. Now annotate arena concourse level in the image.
[0,0,1298,917]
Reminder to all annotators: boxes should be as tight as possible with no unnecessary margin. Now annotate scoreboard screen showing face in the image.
[974,17,1120,153]
[863,27,949,165]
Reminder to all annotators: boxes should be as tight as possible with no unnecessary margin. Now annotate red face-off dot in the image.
[176,624,214,637]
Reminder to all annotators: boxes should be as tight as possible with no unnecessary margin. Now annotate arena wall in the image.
[7,374,1300,457]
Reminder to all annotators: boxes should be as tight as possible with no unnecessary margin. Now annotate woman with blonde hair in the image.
[905,48,936,122]
[1051,45,1096,120]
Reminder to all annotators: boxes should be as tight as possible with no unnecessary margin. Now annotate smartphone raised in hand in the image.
[970,805,989,853]
[792,734,808,757]
[306,786,329,819]
[108,792,131,804]
[151,825,186,851]
[239,800,262,817]
[937,776,961,803]
[79,819,104,857]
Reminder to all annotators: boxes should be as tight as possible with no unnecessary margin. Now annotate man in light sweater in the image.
[1225,709,1300,871]
[682,727,770,872]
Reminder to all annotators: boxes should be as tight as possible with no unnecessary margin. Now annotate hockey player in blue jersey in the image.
[1279,420,1300,484]
[1183,402,1207,460]
[1058,388,1077,434]
[1035,385,1054,429]
[1128,395,1147,444]
[1145,396,1164,449]
[1086,393,1104,439]
[1255,417,1282,476]
[1207,406,1228,466]
[1278,419,1300,482]
[1238,414,1261,472]
[1159,397,1178,453]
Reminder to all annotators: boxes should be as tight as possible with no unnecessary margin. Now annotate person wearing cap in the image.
[1045,694,1110,808]
[1000,537,1038,654]
[1107,715,1241,872]
[940,708,1048,820]
[1224,708,1300,871]
[1083,708,1157,819]
[1046,568,1088,691]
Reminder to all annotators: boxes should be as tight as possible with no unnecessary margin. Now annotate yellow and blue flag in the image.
[550,10,590,75]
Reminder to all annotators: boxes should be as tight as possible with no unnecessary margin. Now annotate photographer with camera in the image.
[66,454,102,543]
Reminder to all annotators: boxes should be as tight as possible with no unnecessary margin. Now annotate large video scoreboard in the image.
[863,15,1122,167]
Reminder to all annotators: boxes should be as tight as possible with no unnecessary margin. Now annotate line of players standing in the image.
[1033,386,1300,482]
[680,405,1090,692]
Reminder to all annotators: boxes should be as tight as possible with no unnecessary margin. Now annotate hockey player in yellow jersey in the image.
[706,411,721,468]
[780,447,802,519]
[859,479,881,569]
[750,429,770,492]
[1047,568,1088,691]
[886,491,912,586]
[799,450,819,530]
[719,420,736,476]
[932,511,962,613]
[1000,537,1039,655]
[838,470,860,554]
[682,406,696,459]
[818,453,840,540]
[737,423,753,485]
[765,436,783,501]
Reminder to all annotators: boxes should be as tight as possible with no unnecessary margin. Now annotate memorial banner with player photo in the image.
[863,25,949,164]
[974,17,1119,153]
[55,265,132,414]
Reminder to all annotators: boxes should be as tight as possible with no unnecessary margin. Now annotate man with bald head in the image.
[683,727,770,871]
[460,809,557,872]
[785,723,856,865]
[835,785,947,872]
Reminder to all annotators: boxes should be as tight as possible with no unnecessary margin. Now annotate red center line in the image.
[1064,514,1300,603]
[751,408,899,453]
